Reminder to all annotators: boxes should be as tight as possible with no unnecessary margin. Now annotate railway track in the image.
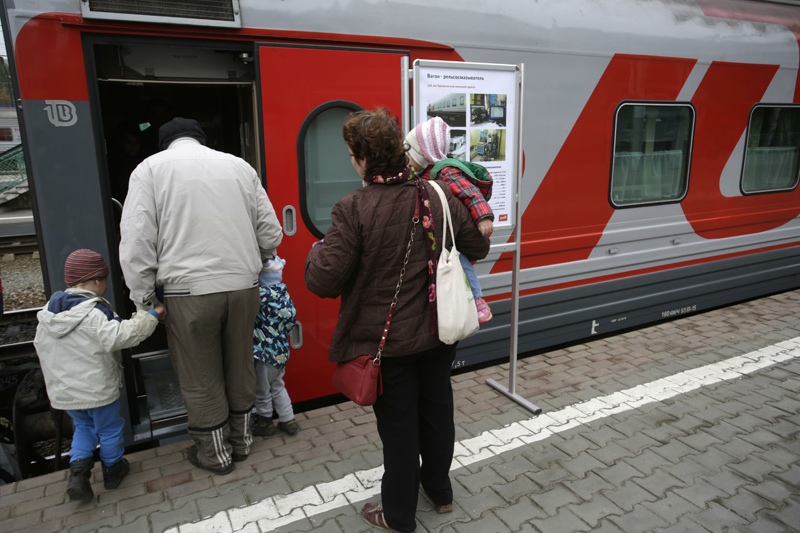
[0,307,40,365]
[0,234,38,256]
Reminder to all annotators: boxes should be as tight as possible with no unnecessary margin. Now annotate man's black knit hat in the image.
[158,117,207,150]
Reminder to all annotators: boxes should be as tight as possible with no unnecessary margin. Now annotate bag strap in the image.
[375,193,420,362]
[429,180,457,253]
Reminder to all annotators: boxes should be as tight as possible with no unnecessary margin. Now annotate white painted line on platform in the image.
[166,336,800,533]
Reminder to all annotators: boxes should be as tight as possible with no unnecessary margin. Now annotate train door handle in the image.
[289,321,302,349]
[282,205,297,236]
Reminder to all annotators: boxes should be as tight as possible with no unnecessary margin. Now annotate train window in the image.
[300,105,361,236]
[0,128,12,142]
[742,105,800,193]
[611,103,694,206]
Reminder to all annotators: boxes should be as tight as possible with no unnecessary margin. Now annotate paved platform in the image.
[2,289,799,532]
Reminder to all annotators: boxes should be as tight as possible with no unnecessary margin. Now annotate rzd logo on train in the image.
[44,100,77,127]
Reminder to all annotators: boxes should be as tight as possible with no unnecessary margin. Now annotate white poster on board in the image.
[414,62,518,229]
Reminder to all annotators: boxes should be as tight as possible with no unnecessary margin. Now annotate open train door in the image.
[257,45,406,402]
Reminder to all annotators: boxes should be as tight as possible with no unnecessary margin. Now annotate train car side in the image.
[2,0,799,446]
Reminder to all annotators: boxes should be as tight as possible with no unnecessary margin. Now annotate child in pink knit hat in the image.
[406,118,494,324]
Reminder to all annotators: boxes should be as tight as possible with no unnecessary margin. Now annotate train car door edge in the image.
[256,44,407,402]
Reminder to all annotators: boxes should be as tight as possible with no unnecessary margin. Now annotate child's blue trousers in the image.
[67,399,125,465]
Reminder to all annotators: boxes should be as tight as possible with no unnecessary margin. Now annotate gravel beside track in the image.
[0,254,46,344]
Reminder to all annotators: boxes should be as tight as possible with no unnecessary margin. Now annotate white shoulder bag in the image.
[429,180,480,344]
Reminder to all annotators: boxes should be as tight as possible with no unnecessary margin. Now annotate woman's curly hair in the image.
[342,108,408,181]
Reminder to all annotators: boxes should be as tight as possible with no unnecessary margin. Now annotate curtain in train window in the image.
[611,103,694,206]
[742,106,800,193]
[302,106,360,235]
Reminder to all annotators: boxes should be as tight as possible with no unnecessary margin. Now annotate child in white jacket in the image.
[34,249,164,503]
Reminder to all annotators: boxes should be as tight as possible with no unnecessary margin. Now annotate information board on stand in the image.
[409,59,541,415]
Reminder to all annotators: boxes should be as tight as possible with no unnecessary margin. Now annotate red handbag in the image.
[332,354,383,406]
[332,205,419,406]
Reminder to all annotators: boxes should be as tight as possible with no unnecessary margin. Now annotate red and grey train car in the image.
[2,0,799,445]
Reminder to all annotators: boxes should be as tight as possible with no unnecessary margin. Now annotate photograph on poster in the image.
[426,92,467,127]
[449,130,467,161]
[470,94,507,127]
[470,129,506,162]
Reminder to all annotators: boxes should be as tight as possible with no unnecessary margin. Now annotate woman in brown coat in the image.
[305,108,489,532]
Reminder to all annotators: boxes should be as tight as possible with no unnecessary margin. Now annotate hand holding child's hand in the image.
[153,302,167,320]
[478,219,494,237]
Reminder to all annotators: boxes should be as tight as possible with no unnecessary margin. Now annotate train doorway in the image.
[90,41,259,444]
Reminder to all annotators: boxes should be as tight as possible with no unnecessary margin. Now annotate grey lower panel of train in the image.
[455,246,800,368]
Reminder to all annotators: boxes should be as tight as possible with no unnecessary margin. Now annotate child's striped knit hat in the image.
[406,117,450,170]
[64,249,109,286]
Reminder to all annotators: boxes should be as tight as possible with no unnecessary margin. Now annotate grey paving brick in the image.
[521,444,571,469]
[493,472,540,503]
[672,479,729,510]
[527,463,572,490]
[743,479,796,507]
[296,517,342,533]
[766,417,800,439]
[692,405,734,426]
[724,412,773,432]
[582,424,627,447]
[653,514,711,533]
[683,448,736,473]
[334,510,373,532]
[632,468,685,499]
[551,433,599,458]
[586,441,634,466]
[649,440,699,465]
[493,496,547,530]
[767,396,800,415]
[642,491,702,524]
[602,480,658,513]
[596,460,645,485]
[242,474,292,504]
[451,510,509,533]
[721,486,779,521]
[608,503,670,533]
[119,500,172,525]
[690,501,750,531]
[457,486,506,519]
[624,450,674,480]
[533,482,583,516]
[615,431,662,455]
[195,489,247,520]
[492,454,538,482]
[727,455,781,482]
[674,428,726,454]
[561,451,607,479]
[564,472,614,501]
[528,506,591,532]
[96,514,149,533]
[284,463,334,492]
[455,464,508,496]
[566,494,624,528]
[729,515,800,533]
[149,502,202,533]
[701,419,754,442]
[765,495,800,530]
[702,468,753,498]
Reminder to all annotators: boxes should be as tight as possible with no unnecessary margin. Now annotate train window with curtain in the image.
[742,105,800,193]
[300,104,361,237]
[611,103,694,207]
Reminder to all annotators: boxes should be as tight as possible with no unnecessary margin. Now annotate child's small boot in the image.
[66,458,94,502]
[102,457,130,490]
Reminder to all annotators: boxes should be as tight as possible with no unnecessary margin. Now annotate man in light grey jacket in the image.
[119,118,283,474]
